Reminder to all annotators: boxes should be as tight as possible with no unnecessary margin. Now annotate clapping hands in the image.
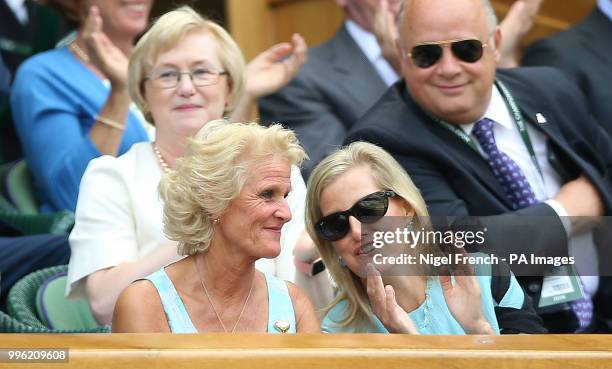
[498,0,544,68]
[372,0,401,74]
[366,264,419,334]
[440,249,494,334]
[245,33,307,99]
[82,6,129,88]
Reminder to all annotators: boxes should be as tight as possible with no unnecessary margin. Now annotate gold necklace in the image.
[69,41,90,63]
[152,142,171,173]
[193,256,255,333]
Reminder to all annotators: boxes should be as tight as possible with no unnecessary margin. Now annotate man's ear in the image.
[493,26,502,63]
[395,38,407,74]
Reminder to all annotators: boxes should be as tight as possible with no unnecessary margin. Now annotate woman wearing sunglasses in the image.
[305,142,546,334]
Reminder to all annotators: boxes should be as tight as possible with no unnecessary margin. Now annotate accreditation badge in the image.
[538,266,585,308]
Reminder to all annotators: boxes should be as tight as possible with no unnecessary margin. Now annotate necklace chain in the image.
[152,142,171,173]
[69,41,90,63]
[418,278,432,331]
[193,255,254,333]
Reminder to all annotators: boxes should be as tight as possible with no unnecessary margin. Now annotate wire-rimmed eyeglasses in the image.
[145,68,228,89]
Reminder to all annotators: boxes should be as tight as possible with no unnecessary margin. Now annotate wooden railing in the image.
[1,334,612,368]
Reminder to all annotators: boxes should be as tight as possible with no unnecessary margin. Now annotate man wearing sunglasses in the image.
[346,0,612,333]
[259,0,542,179]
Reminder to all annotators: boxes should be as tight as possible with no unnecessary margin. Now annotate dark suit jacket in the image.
[259,23,388,178]
[522,7,612,137]
[346,67,612,332]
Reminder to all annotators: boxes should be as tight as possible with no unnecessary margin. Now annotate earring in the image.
[213,218,220,224]
[406,218,414,232]
[339,257,347,268]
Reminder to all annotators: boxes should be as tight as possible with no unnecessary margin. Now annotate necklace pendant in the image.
[273,320,291,333]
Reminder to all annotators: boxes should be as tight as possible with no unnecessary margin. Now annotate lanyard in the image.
[434,79,543,179]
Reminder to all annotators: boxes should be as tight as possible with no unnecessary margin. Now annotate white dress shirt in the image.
[4,0,28,25]
[67,142,307,298]
[460,86,598,295]
[345,20,399,87]
[598,0,612,21]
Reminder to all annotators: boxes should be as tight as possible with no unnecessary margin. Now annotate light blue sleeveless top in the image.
[144,268,296,333]
[322,262,525,334]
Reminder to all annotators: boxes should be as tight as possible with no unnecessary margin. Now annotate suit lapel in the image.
[328,25,388,110]
[500,73,600,184]
[400,92,513,208]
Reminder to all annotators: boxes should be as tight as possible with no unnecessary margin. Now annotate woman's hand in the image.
[440,253,494,334]
[372,0,401,74]
[366,264,419,334]
[82,6,129,88]
[245,33,307,99]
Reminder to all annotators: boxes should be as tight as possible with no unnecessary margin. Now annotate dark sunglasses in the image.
[315,191,396,241]
[408,38,488,69]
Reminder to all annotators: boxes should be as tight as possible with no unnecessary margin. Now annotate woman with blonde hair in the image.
[306,141,546,334]
[66,6,310,325]
[113,121,319,333]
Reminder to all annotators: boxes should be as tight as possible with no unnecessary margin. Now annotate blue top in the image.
[10,46,149,212]
[144,268,297,333]
[322,269,525,334]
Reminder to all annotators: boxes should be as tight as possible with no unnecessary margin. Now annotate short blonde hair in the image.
[160,120,308,256]
[305,141,430,328]
[128,6,245,123]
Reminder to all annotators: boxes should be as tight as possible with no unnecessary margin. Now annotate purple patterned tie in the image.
[472,118,592,331]
[472,118,538,210]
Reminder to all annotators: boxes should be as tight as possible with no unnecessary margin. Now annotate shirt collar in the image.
[598,0,612,21]
[345,20,382,63]
[5,0,28,25]
[461,84,514,134]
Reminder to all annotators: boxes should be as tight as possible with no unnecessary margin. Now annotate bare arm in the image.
[293,230,335,312]
[112,280,170,333]
[81,6,133,155]
[287,282,321,333]
[85,241,182,325]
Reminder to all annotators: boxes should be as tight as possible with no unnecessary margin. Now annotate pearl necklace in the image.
[69,41,90,63]
[193,256,255,333]
[152,142,171,173]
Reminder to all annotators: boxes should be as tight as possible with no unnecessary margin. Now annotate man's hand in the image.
[372,0,402,74]
[498,0,543,68]
[554,175,604,233]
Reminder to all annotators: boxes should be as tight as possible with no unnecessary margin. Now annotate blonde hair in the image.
[160,120,307,255]
[128,6,245,123]
[305,141,430,328]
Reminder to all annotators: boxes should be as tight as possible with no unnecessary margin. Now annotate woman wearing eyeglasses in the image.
[305,141,546,334]
[66,6,311,325]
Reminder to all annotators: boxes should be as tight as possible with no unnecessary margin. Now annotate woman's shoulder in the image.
[84,142,154,177]
[112,278,169,333]
[13,47,74,81]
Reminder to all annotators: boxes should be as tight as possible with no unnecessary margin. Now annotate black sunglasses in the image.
[408,38,488,69]
[315,191,396,241]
